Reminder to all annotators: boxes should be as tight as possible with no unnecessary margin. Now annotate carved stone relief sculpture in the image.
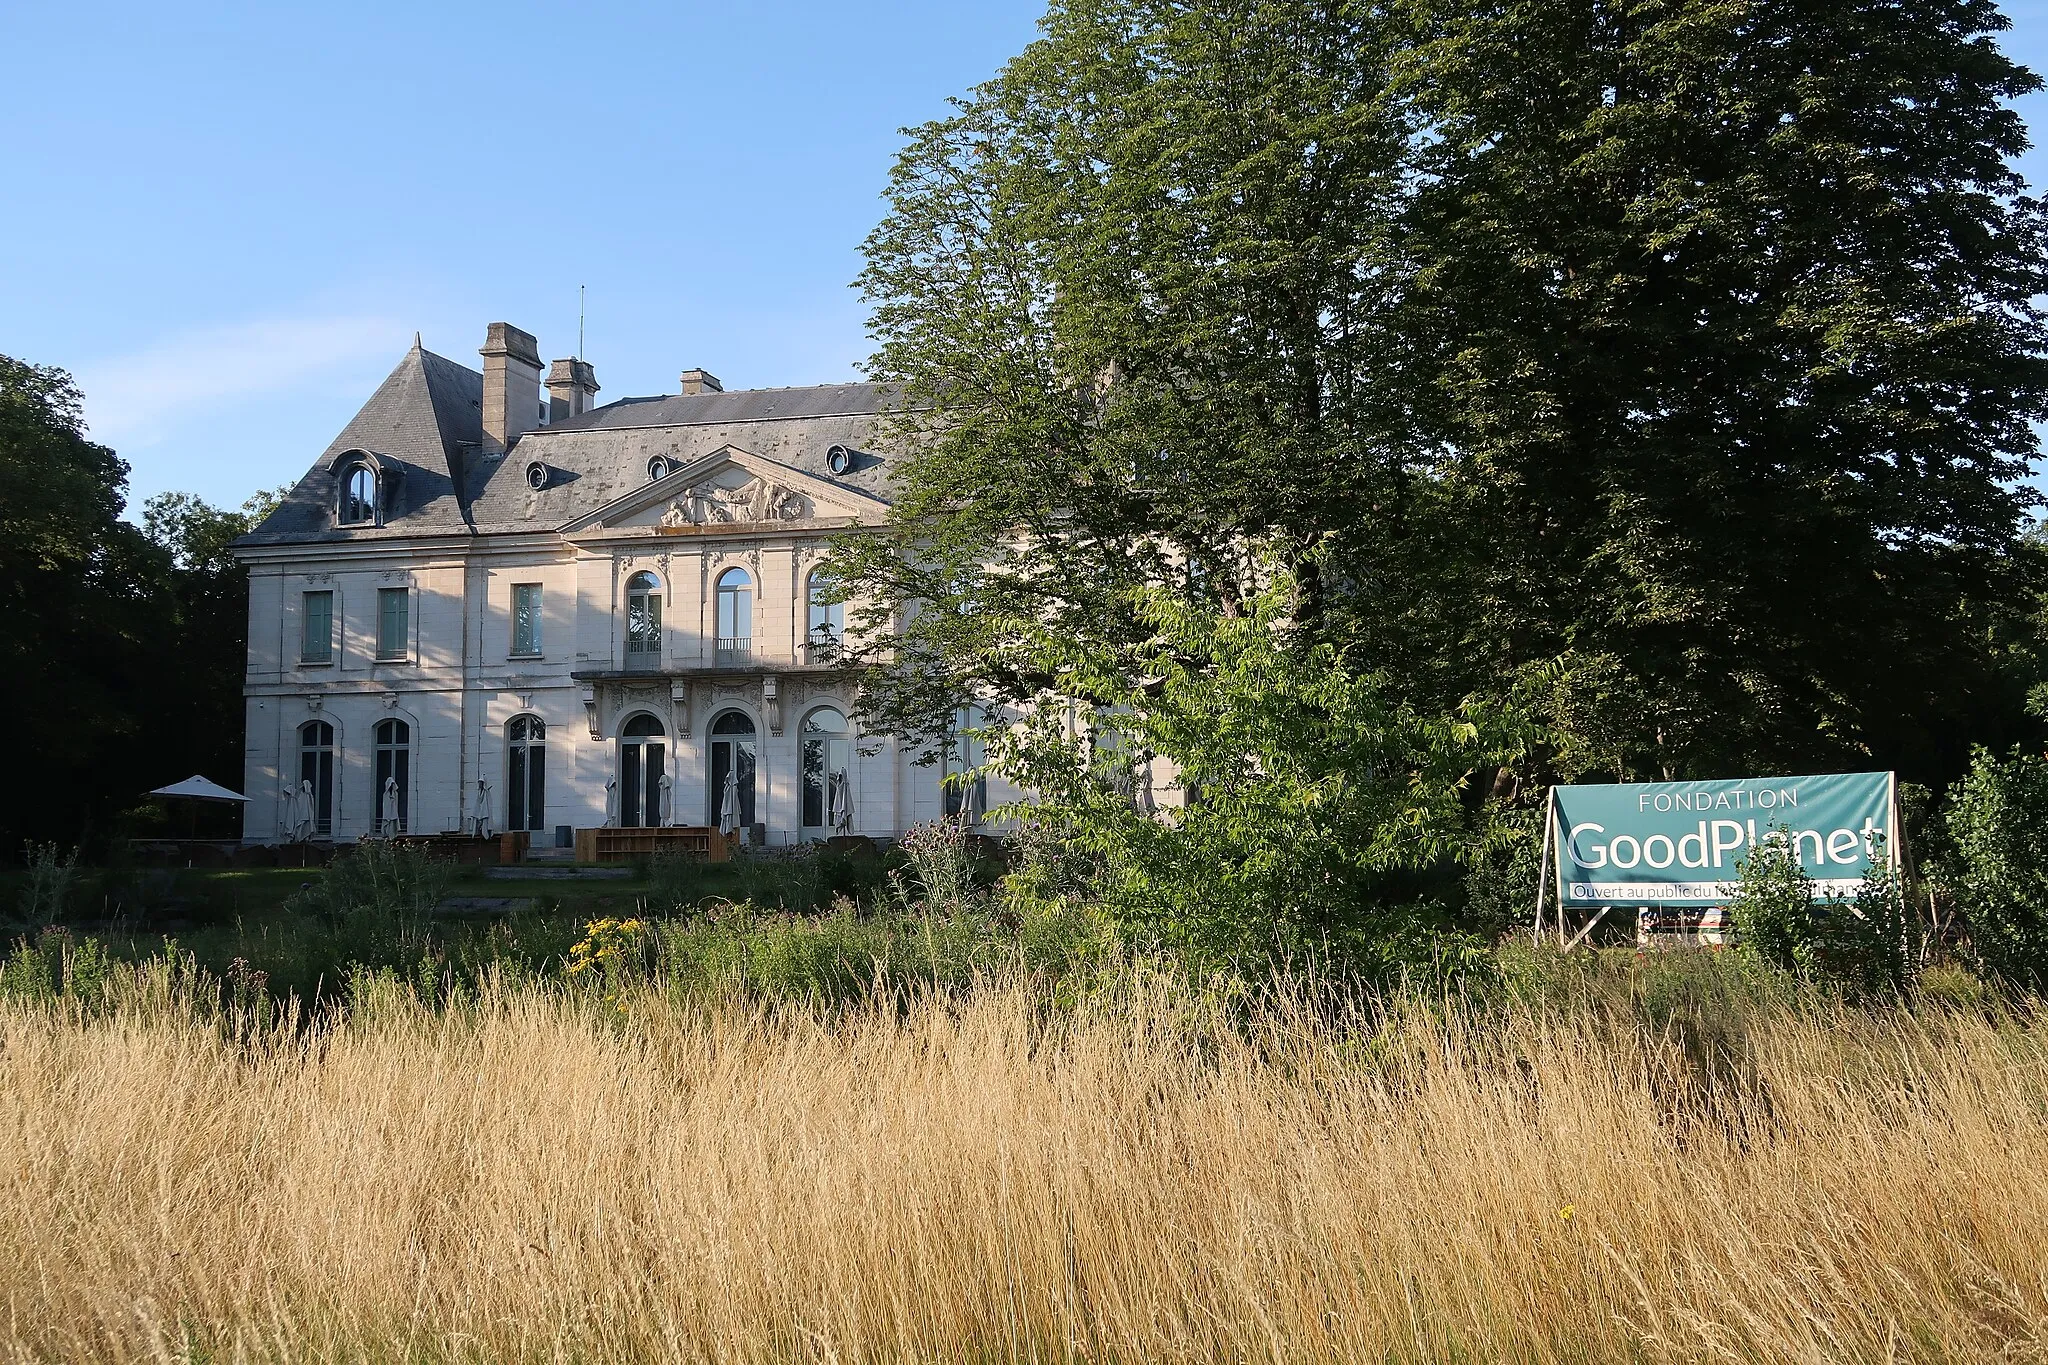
[657,475,810,527]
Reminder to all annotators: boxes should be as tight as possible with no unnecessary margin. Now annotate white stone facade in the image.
[234,326,999,847]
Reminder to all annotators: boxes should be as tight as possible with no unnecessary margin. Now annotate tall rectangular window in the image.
[376,587,409,660]
[300,590,333,664]
[511,583,543,656]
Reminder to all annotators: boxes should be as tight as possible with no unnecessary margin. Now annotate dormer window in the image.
[526,461,550,491]
[648,457,669,481]
[826,444,854,476]
[339,463,377,525]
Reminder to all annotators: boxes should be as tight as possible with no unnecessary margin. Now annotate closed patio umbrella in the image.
[827,770,853,835]
[718,766,740,839]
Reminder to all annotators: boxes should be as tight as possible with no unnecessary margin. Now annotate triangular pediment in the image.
[561,446,888,535]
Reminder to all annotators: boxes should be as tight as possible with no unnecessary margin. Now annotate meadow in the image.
[2,937,2044,1364]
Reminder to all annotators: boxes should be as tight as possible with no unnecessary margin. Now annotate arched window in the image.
[339,464,377,525]
[944,706,988,825]
[508,716,546,833]
[806,568,843,660]
[298,720,335,836]
[716,568,753,664]
[619,713,666,828]
[708,710,758,832]
[625,571,662,670]
[373,718,411,833]
[801,706,851,835]
[647,456,669,481]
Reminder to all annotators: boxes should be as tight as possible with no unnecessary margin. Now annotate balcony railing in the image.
[716,636,752,667]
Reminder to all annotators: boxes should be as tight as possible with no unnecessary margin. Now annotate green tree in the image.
[1940,744,2048,991]
[1347,0,2048,782]
[139,489,279,801]
[838,0,2048,796]
[1728,832,1916,997]
[0,356,171,850]
[979,561,1538,965]
[837,0,1417,748]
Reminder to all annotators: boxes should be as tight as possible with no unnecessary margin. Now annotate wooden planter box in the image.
[573,826,734,864]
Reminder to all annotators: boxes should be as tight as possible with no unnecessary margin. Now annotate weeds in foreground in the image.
[16,842,80,927]
[0,954,2042,1364]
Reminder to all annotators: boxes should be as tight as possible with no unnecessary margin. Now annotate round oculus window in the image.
[525,461,549,491]
[648,457,669,481]
[826,444,853,475]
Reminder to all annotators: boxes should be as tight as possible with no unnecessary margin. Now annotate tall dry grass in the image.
[2,970,2046,1363]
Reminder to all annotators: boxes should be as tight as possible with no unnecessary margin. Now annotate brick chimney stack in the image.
[680,368,723,396]
[546,358,600,422]
[480,323,544,452]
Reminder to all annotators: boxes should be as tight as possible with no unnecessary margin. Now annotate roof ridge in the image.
[416,345,484,381]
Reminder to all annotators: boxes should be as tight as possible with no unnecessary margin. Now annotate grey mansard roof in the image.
[236,343,898,548]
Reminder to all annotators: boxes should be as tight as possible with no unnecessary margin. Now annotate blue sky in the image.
[0,0,1043,509]
[5,0,2048,512]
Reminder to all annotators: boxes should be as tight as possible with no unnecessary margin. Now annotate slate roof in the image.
[239,342,484,544]
[235,344,899,548]
[543,383,891,433]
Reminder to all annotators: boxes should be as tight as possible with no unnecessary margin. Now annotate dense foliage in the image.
[1363,0,2048,783]
[1938,743,2048,990]
[980,564,1538,963]
[1727,835,1917,997]
[0,354,269,852]
[828,0,2048,954]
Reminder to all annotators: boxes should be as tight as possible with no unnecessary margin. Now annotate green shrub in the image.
[893,821,982,916]
[1940,745,2048,992]
[730,847,829,913]
[0,930,61,1001]
[0,929,202,1016]
[981,561,1539,969]
[1916,961,1998,1013]
[655,900,886,1002]
[16,843,80,927]
[1729,834,1917,998]
[646,850,712,914]
[1460,802,1547,940]
[283,843,452,935]
[1727,835,1818,976]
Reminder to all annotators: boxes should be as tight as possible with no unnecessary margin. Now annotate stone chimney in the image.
[546,358,600,422]
[480,323,543,452]
[680,368,723,395]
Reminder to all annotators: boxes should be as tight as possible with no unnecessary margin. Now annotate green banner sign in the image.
[1550,772,1896,907]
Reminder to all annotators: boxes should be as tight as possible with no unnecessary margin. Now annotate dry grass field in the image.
[2,968,2046,1364]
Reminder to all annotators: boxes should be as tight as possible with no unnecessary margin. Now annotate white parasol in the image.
[150,775,249,803]
[148,774,250,842]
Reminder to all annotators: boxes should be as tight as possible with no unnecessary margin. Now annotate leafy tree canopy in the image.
[0,357,169,848]
[0,355,272,851]
[835,0,2048,792]
[983,557,1542,963]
